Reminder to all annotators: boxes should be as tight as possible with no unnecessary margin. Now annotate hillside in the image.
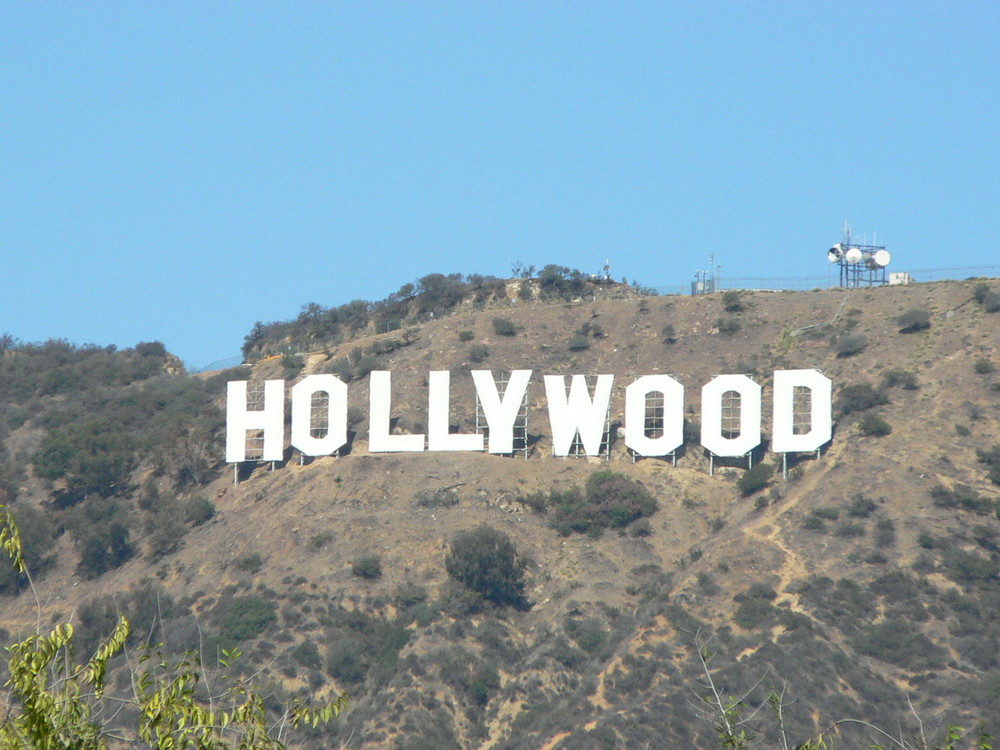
[2,278,1000,748]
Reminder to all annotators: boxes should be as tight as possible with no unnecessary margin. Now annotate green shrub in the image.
[326,637,366,684]
[310,532,334,549]
[145,507,186,559]
[716,317,740,335]
[468,343,489,363]
[468,664,500,706]
[941,548,1000,585]
[847,494,877,517]
[393,581,428,608]
[802,515,826,532]
[550,638,586,670]
[974,358,995,374]
[874,518,896,547]
[445,526,527,609]
[737,463,773,497]
[834,521,866,537]
[974,282,991,304]
[975,283,1000,312]
[567,333,590,351]
[733,585,778,629]
[852,620,945,670]
[537,264,588,300]
[565,617,607,655]
[184,495,216,526]
[858,413,892,437]
[33,417,138,504]
[233,552,263,574]
[352,554,382,579]
[837,383,888,415]
[281,353,304,374]
[492,317,517,337]
[629,518,652,537]
[881,368,918,390]
[519,491,548,514]
[290,639,321,668]
[897,308,931,333]
[722,290,746,313]
[660,324,676,344]
[835,334,868,358]
[67,496,134,579]
[982,291,1000,313]
[931,484,995,514]
[548,471,657,537]
[415,488,460,508]
[212,595,277,643]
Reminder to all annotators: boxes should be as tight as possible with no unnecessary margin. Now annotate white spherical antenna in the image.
[873,249,891,267]
[827,245,842,263]
[845,247,863,264]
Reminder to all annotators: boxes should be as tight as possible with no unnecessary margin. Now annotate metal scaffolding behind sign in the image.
[475,372,530,459]
[710,388,752,475]
[630,387,676,465]
[233,381,272,485]
[299,389,336,464]
[783,385,822,478]
[566,374,611,459]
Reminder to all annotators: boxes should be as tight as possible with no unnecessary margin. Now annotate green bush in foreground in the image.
[0,506,345,748]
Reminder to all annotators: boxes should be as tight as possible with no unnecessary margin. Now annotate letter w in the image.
[544,375,614,456]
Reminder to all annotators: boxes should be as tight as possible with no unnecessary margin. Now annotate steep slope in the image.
[2,278,999,748]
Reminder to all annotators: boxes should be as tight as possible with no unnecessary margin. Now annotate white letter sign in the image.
[428,371,484,451]
[291,374,348,457]
[771,369,832,453]
[226,380,285,462]
[624,375,684,456]
[471,370,532,454]
[369,371,425,452]
[701,374,761,457]
[544,374,614,456]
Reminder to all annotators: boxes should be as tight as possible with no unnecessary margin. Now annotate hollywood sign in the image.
[225,369,832,462]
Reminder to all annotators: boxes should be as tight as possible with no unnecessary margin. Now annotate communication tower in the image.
[692,254,719,295]
[827,221,891,288]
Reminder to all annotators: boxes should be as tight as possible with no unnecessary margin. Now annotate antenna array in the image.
[827,220,892,288]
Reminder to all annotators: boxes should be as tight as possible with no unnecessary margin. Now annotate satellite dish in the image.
[845,247,863,264]
[873,249,891,267]
[827,245,843,263]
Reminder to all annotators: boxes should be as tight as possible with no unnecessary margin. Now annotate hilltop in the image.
[1,277,1000,748]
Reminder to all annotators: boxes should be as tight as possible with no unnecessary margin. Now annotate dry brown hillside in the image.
[3,278,1000,749]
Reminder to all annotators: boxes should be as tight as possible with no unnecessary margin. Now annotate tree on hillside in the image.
[446,526,529,609]
[33,418,137,505]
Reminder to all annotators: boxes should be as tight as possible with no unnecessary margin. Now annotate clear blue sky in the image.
[3,3,998,369]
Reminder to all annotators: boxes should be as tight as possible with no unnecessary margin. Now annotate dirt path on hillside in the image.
[740,437,851,610]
